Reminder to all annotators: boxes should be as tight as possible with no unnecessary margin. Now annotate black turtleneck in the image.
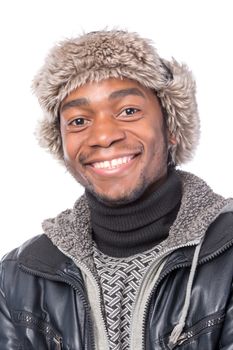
[86,170,182,258]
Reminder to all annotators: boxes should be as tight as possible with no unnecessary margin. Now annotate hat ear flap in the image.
[158,59,200,165]
[35,116,63,162]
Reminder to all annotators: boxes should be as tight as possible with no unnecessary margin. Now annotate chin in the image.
[88,181,149,207]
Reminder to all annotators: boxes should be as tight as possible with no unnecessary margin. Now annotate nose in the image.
[87,115,126,148]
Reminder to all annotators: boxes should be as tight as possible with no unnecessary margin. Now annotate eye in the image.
[69,117,89,127]
[119,107,140,117]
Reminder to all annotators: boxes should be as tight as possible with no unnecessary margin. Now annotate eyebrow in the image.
[109,88,146,100]
[61,98,89,112]
[60,87,146,112]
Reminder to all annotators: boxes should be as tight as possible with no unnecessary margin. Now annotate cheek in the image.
[62,134,82,163]
[145,128,168,170]
[147,125,166,151]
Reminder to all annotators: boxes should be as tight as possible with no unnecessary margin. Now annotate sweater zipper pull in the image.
[53,336,63,349]
[168,332,188,349]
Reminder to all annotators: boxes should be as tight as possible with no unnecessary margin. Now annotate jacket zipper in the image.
[12,308,63,349]
[140,237,233,349]
[57,248,110,350]
[130,240,199,350]
[19,263,95,350]
[176,312,225,346]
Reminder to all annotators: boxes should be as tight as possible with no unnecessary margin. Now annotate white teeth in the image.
[111,159,118,166]
[92,156,133,169]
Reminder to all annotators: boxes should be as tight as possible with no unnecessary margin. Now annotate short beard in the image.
[85,171,150,207]
[65,155,168,208]
[65,160,149,207]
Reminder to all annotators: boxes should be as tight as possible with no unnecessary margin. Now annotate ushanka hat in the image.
[33,30,200,165]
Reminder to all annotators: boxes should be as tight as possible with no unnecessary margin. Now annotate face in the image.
[60,78,171,206]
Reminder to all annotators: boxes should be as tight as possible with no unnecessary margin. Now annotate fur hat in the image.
[33,30,200,165]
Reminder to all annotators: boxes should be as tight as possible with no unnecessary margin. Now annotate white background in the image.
[0,0,232,257]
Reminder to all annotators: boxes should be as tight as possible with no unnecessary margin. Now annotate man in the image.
[0,30,233,349]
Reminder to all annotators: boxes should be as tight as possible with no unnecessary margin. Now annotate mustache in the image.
[78,144,144,164]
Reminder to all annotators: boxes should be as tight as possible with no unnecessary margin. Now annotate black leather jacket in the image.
[1,211,233,349]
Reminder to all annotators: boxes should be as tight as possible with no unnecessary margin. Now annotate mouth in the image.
[86,154,140,176]
[92,155,134,169]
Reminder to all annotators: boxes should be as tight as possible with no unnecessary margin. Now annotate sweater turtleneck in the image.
[86,170,182,258]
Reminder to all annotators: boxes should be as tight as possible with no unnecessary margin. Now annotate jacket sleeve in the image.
[218,281,233,349]
[0,261,22,349]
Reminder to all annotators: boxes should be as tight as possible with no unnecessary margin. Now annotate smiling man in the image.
[60,78,171,205]
[1,30,233,349]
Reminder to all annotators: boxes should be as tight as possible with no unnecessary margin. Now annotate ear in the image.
[168,133,177,146]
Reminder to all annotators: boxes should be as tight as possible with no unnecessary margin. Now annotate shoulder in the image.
[1,235,45,262]
[202,211,233,257]
[178,211,233,264]
[1,234,54,265]
[0,234,71,279]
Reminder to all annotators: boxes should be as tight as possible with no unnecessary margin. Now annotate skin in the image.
[60,78,176,206]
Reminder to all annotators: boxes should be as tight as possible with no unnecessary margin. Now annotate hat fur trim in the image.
[33,30,200,165]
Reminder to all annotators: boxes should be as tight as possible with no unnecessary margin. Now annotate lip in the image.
[84,152,140,165]
[86,153,140,177]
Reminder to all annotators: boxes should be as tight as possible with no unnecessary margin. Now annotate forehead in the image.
[60,78,157,109]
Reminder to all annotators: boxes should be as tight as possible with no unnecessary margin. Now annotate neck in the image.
[86,170,182,257]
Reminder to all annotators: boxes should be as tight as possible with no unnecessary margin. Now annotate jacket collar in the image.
[18,210,233,275]
[18,234,72,275]
[19,171,233,272]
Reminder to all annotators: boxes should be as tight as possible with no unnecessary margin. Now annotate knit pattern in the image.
[93,244,162,350]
